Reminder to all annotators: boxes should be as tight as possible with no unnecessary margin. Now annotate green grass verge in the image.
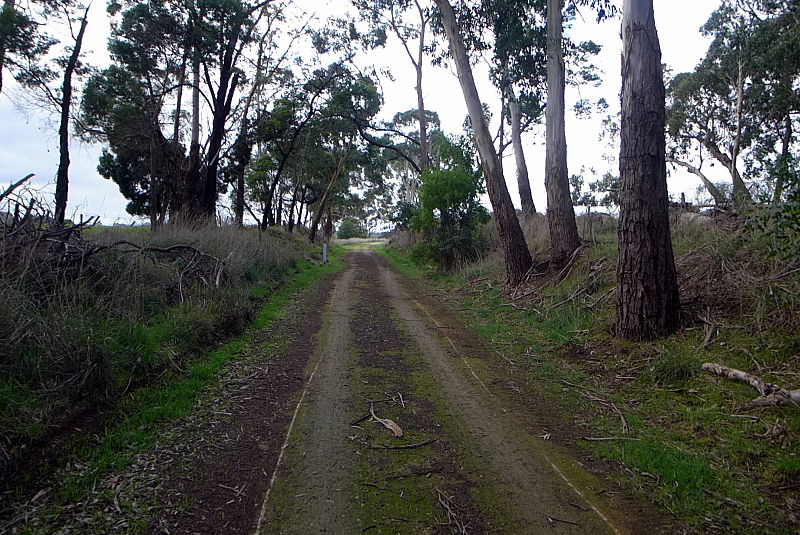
[376,243,800,534]
[45,246,346,504]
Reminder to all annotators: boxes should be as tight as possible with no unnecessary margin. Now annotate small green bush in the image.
[337,217,368,239]
[651,352,698,385]
[409,135,490,271]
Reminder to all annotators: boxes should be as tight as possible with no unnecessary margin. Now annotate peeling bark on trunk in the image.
[616,0,680,340]
[729,59,752,209]
[435,0,532,285]
[507,85,535,216]
[544,0,580,266]
[54,8,89,226]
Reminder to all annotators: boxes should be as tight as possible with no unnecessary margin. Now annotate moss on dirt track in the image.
[4,246,670,534]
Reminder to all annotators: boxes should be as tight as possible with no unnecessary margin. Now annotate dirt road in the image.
[253,249,634,534]
[3,249,651,534]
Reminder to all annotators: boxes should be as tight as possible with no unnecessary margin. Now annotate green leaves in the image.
[408,134,489,270]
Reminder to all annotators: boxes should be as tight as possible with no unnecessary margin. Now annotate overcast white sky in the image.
[0,0,720,224]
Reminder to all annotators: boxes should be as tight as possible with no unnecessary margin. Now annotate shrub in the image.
[409,135,490,270]
[750,162,800,259]
[337,217,368,239]
[651,352,698,385]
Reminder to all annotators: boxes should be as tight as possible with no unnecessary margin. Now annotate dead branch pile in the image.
[0,178,300,479]
[675,228,800,329]
[1,176,229,297]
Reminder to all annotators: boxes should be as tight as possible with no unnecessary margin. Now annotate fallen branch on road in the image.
[366,438,436,450]
[580,437,641,442]
[436,488,469,534]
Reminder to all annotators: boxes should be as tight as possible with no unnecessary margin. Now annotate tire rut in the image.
[258,249,636,534]
[256,264,358,534]
[376,253,627,535]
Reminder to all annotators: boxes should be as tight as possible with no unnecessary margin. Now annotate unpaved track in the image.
[256,250,632,534]
[379,258,620,534]
[256,265,358,534]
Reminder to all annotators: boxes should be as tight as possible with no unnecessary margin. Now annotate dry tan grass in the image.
[673,222,800,330]
[0,221,306,459]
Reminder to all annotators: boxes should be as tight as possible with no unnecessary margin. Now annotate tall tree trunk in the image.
[507,84,535,216]
[295,194,305,233]
[309,151,348,243]
[616,0,680,341]
[275,188,283,226]
[390,0,430,173]
[190,56,200,152]
[730,58,751,208]
[265,179,278,228]
[699,138,752,207]
[149,135,160,228]
[544,0,580,266]
[54,8,89,226]
[172,54,187,145]
[178,22,203,222]
[773,112,792,203]
[203,64,241,220]
[434,0,532,285]
[287,182,300,232]
[232,32,269,226]
[324,202,333,240]
[233,126,251,227]
[414,2,430,171]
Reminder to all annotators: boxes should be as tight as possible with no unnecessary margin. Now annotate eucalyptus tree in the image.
[83,0,288,224]
[347,0,435,173]
[192,0,284,221]
[471,0,546,217]
[442,0,604,257]
[543,0,613,264]
[616,0,679,340]
[730,0,800,203]
[543,0,581,265]
[245,63,385,238]
[247,64,350,228]
[666,3,766,209]
[434,0,533,285]
[14,0,91,224]
[307,69,386,241]
[225,7,298,226]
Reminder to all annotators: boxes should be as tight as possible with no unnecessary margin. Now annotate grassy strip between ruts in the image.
[374,243,800,534]
[31,246,347,506]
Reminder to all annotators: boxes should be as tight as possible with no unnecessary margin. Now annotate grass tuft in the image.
[651,352,699,385]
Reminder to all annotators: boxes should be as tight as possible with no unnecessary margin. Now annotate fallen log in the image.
[701,363,800,409]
